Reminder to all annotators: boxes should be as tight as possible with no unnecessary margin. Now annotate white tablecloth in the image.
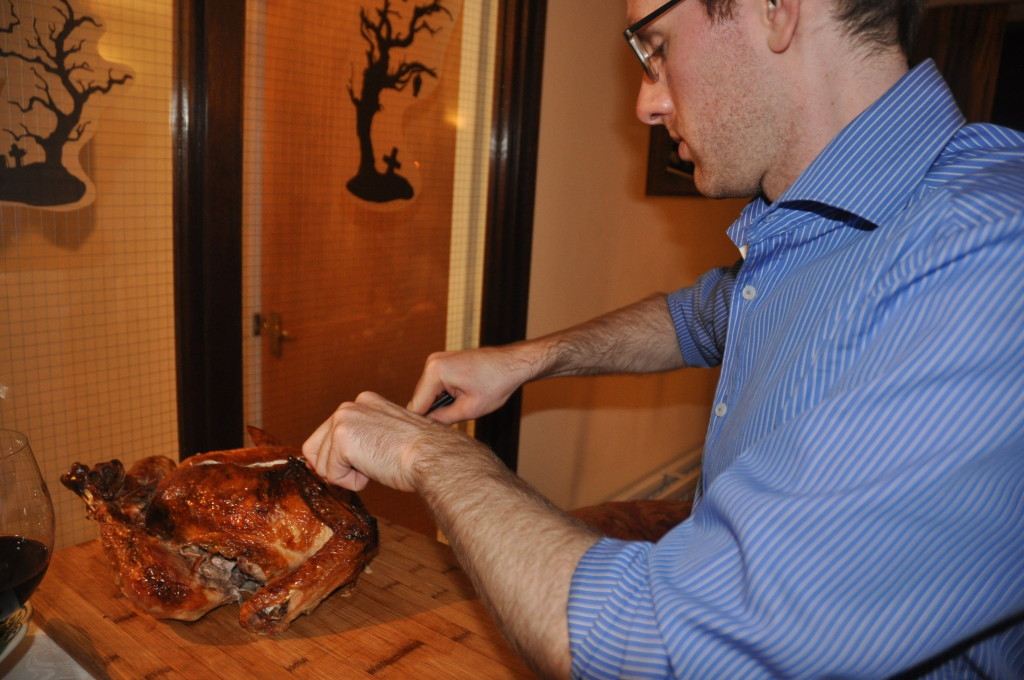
[0,621,93,680]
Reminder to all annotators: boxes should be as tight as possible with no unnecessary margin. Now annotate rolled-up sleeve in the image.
[568,539,669,679]
[666,260,741,369]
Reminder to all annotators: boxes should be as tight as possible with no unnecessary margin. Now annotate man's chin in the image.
[691,169,759,200]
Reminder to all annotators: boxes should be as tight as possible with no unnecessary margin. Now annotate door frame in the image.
[173,0,245,459]
[173,0,546,468]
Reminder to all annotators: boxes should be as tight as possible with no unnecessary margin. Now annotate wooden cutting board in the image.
[31,520,535,679]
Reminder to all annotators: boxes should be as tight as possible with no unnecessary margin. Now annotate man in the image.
[304,0,1024,676]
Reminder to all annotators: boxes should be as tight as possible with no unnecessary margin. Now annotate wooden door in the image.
[244,0,469,536]
[911,0,1012,123]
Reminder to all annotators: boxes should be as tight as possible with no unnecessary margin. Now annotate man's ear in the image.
[765,0,799,53]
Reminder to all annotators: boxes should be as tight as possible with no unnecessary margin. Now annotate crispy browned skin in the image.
[97,521,235,621]
[61,431,378,633]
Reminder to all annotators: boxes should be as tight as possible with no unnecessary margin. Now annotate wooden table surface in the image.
[31,520,535,679]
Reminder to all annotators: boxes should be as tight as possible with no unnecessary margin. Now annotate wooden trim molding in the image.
[475,0,548,470]
[174,0,246,458]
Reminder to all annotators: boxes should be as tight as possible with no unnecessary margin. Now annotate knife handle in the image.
[425,391,455,415]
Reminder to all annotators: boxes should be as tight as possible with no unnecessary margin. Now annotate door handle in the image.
[261,312,294,357]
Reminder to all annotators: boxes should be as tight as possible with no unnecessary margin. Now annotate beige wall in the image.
[517,0,746,509]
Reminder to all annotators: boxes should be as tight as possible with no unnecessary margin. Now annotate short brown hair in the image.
[832,0,925,55]
[697,0,925,55]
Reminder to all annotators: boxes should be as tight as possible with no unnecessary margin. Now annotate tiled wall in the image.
[0,0,177,549]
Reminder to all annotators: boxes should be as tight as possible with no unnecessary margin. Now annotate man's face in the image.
[629,0,781,198]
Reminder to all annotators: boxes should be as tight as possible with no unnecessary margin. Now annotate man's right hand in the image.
[407,344,544,423]
[408,294,685,424]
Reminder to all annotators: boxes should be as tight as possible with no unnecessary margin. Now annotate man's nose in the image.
[635,77,670,126]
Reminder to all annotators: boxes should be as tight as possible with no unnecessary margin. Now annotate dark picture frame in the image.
[645,125,700,196]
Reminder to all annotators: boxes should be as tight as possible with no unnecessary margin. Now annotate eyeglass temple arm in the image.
[624,0,684,38]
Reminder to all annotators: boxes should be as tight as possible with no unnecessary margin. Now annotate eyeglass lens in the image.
[623,0,684,81]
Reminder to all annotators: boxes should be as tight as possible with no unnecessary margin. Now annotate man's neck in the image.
[761,42,909,201]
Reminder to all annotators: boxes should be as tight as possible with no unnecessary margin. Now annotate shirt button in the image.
[742,285,757,300]
[714,402,728,417]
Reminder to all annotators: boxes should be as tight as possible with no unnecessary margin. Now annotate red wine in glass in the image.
[0,536,51,620]
[0,430,56,624]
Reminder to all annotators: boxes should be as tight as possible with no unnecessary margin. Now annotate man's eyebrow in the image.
[633,23,665,38]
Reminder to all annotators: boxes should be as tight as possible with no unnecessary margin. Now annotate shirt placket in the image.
[702,211,778,484]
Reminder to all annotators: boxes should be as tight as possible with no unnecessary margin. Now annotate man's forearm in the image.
[413,441,601,679]
[525,293,686,381]
[409,293,684,421]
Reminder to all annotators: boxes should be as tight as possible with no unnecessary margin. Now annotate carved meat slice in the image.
[61,430,378,633]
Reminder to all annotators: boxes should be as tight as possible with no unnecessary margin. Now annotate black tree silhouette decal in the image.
[346,0,451,203]
[0,0,132,207]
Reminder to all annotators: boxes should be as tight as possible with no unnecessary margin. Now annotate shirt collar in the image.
[728,60,965,251]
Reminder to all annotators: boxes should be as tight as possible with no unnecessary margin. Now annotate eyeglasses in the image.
[623,0,684,82]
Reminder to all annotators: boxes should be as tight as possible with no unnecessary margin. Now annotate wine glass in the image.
[0,429,55,661]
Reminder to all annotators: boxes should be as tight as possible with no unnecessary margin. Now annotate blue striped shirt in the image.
[567,60,1024,679]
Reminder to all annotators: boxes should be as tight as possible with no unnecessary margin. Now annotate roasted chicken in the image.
[61,429,378,634]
